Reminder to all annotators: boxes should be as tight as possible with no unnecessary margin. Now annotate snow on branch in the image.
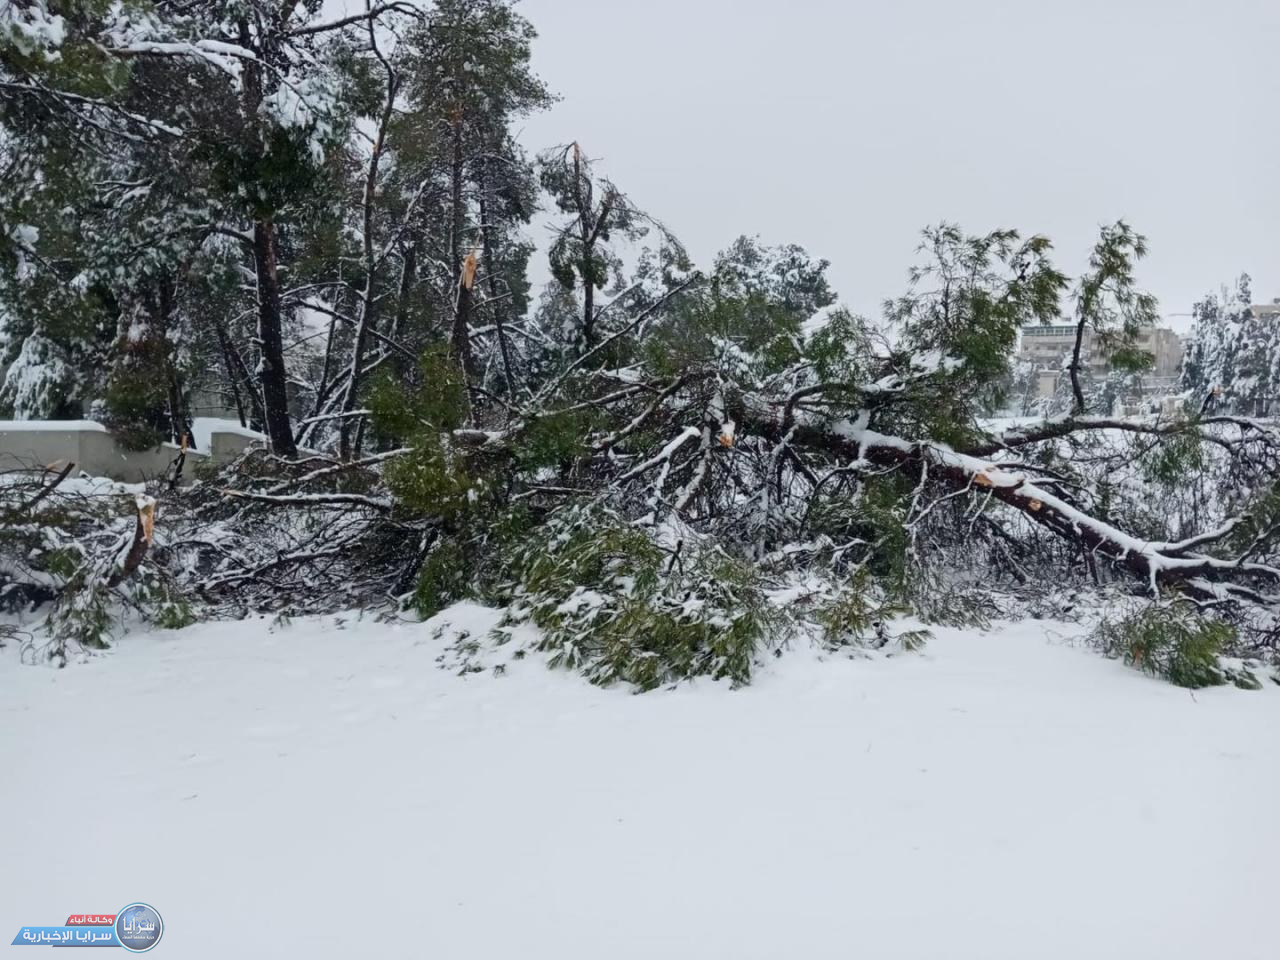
[220,489,393,513]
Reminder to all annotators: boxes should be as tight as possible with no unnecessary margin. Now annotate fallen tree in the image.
[195,224,1278,688]
[11,224,1278,686]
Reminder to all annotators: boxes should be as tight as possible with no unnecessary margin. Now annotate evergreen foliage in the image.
[1182,275,1278,416]
[490,506,779,690]
[1091,602,1235,689]
[0,468,187,662]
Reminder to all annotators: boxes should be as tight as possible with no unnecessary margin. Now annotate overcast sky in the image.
[515,0,1279,331]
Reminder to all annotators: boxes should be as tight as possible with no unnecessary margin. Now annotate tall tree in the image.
[1182,275,1277,416]
[539,143,676,351]
[0,0,410,456]
[396,0,552,392]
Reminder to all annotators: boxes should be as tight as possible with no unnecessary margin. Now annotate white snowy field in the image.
[2,606,1277,959]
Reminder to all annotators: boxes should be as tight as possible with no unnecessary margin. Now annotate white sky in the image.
[516,0,1280,331]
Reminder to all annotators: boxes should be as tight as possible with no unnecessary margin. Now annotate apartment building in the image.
[1017,324,1183,400]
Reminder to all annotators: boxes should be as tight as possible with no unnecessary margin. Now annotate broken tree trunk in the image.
[108,495,157,587]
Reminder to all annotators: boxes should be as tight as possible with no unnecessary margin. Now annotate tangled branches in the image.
[10,224,1279,687]
[1,457,182,664]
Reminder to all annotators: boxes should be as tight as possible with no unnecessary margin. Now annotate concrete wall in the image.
[0,421,260,483]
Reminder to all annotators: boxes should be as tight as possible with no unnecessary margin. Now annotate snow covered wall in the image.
[0,419,260,482]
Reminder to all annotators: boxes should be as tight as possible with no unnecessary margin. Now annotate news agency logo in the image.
[114,905,163,953]
[10,904,163,952]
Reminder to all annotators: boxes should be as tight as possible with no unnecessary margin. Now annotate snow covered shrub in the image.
[177,447,425,616]
[382,439,476,520]
[492,506,780,689]
[1091,602,1236,689]
[102,364,170,451]
[407,503,536,619]
[0,331,79,418]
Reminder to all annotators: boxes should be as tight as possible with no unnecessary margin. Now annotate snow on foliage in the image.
[258,73,341,161]
[1182,274,1279,416]
[0,332,74,419]
[1,1,65,59]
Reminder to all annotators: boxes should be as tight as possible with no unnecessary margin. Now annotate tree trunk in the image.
[299,313,339,448]
[157,277,192,448]
[338,80,395,460]
[448,115,474,379]
[581,263,595,349]
[478,194,516,400]
[253,218,297,457]
[215,319,261,430]
[389,240,417,345]
[108,496,156,587]
[572,141,596,350]
[1068,318,1087,415]
[238,17,294,457]
[166,370,190,448]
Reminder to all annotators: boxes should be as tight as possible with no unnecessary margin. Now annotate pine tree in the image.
[394,0,553,387]
[0,0,414,456]
[1181,274,1276,415]
[538,142,681,352]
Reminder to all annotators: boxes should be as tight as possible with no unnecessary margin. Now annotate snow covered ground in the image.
[2,606,1277,958]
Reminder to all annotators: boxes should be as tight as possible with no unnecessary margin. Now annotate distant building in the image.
[1016,324,1183,401]
[1250,298,1280,320]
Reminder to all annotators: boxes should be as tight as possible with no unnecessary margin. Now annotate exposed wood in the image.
[108,496,156,587]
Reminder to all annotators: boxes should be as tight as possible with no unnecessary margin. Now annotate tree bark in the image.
[166,369,190,448]
[253,218,298,458]
[238,16,295,457]
[157,277,192,449]
[108,496,156,587]
[581,261,595,348]
[478,194,517,400]
[389,240,417,344]
[449,114,474,380]
[215,319,261,430]
[575,144,596,349]
[338,72,396,460]
[1067,317,1087,415]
